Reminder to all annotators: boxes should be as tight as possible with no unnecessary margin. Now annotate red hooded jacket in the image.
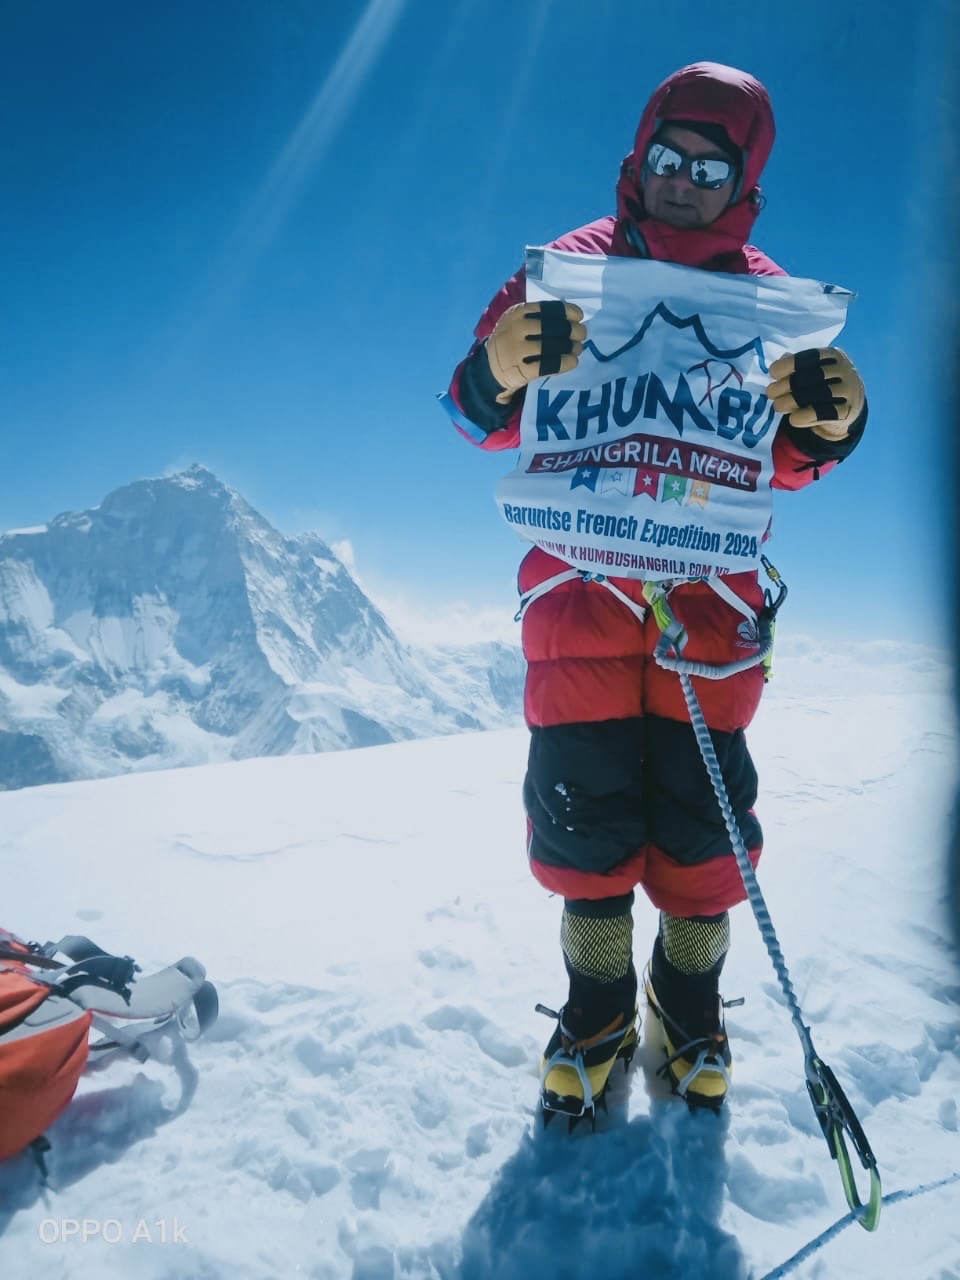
[443,64,865,910]
[445,59,866,723]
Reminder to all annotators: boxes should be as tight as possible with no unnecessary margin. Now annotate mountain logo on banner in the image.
[582,301,769,374]
[534,301,774,446]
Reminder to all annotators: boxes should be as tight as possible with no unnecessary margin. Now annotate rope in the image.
[678,671,813,1054]
[643,572,881,1228]
[758,1172,960,1279]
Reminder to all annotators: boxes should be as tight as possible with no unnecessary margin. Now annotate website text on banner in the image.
[495,249,852,581]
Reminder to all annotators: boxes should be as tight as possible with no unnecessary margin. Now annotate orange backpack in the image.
[0,929,217,1167]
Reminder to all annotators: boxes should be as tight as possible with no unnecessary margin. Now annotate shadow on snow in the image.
[448,1051,748,1280]
[0,1031,199,1237]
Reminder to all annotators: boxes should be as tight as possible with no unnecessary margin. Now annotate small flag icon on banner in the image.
[633,467,661,499]
[571,466,599,492]
[688,480,711,508]
[600,468,636,497]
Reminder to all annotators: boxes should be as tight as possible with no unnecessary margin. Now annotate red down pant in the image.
[519,547,767,918]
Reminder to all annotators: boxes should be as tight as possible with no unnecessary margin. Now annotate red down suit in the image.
[445,64,863,917]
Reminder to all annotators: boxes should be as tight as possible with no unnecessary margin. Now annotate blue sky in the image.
[2,0,957,643]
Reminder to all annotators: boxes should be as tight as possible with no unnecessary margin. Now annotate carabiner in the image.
[806,1055,882,1230]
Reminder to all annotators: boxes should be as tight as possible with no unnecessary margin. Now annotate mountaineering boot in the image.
[645,930,732,1110]
[538,963,638,1126]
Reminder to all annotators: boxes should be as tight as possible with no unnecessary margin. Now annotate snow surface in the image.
[1,644,959,1279]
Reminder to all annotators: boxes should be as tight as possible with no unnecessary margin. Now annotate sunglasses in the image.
[645,140,735,190]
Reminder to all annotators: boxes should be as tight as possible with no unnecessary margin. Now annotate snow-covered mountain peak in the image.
[0,469,523,789]
[167,462,224,491]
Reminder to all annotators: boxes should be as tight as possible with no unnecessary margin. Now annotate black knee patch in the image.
[525,719,647,873]
[564,892,635,918]
[526,716,761,873]
[643,715,761,863]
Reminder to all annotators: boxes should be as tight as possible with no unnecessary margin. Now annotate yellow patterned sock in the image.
[561,906,633,982]
[659,911,729,975]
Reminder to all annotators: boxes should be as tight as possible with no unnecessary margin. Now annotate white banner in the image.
[495,249,852,580]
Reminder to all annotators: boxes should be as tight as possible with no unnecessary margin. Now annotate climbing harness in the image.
[640,560,883,1231]
[514,560,770,639]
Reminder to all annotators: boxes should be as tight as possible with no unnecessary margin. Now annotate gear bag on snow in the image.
[0,926,218,1165]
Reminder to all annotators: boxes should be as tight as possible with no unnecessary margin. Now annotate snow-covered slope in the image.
[0,467,523,788]
[0,643,957,1278]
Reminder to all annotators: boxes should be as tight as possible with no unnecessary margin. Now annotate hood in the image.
[615,61,776,268]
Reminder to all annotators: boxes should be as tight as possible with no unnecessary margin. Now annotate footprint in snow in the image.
[423,1004,525,1067]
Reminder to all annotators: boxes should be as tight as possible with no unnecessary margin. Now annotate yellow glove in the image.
[486,301,586,404]
[766,348,865,441]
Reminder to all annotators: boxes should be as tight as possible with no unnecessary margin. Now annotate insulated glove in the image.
[766,348,865,440]
[485,300,586,404]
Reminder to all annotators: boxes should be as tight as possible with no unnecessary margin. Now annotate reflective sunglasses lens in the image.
[690,156,733,189]
[647,143,683,177]
[645,142,733,190]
